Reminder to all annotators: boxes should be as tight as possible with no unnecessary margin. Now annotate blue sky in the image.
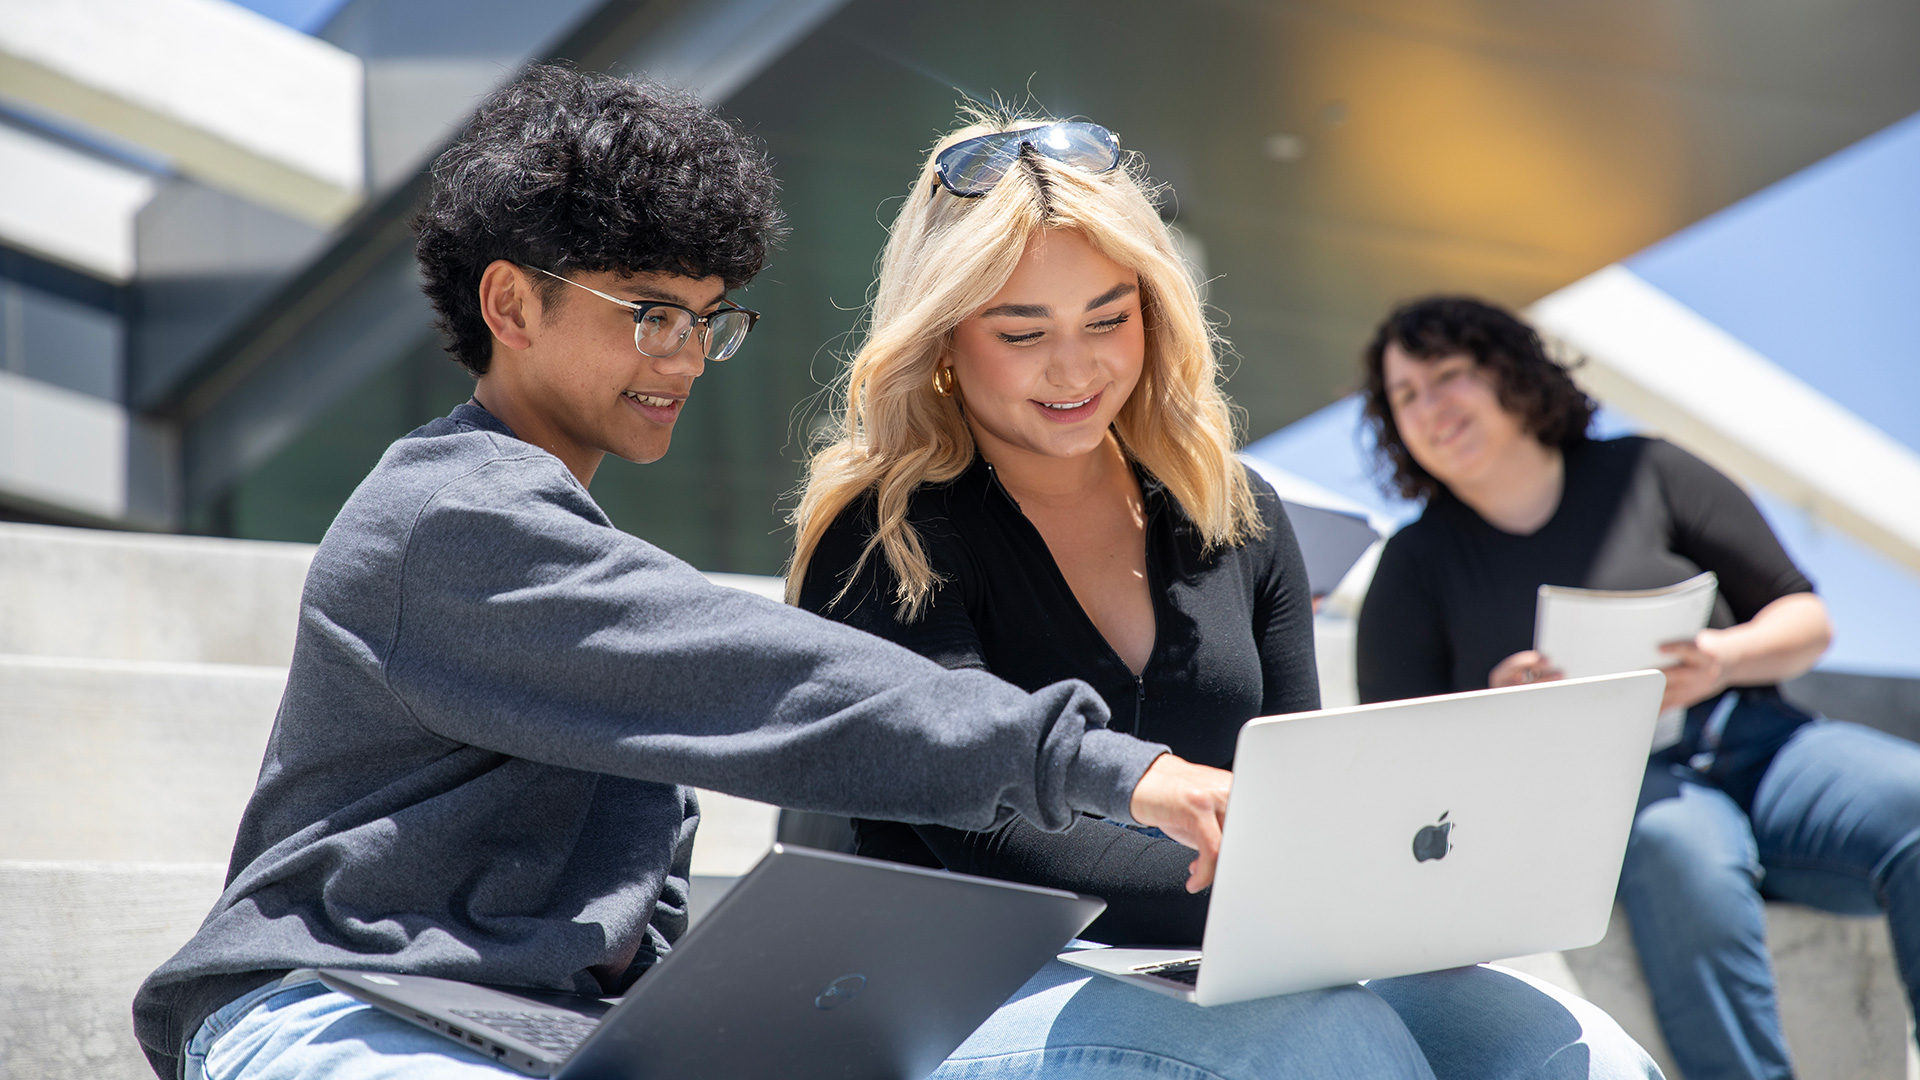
[224,0,349,34]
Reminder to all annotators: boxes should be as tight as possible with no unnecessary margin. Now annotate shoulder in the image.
[1232,462,1299,560]
[396,426,601,526]
[1377,506,1443,560]
[1585,435,1738,500]
[1569,434,1707,481]
[801,468,981,603]
[815,469,975,552]
[1635,435,1722,478]
[1366,509,1449,595]
[324,423,609,575]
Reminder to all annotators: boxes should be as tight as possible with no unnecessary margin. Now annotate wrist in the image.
[1695,627,1743,683]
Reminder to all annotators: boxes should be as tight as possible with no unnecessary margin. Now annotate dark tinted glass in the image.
[933,122,1120,197]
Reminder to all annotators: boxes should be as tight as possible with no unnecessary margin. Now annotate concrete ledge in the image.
[1521,903,1918,1080]
[0,655,283,862]
[0,522,314,666]
[688,789,779,877]
[0,859,226,1080]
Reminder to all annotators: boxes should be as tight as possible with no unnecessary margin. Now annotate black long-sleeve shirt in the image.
[798,455,1317,945]
[1357,436,1814,704]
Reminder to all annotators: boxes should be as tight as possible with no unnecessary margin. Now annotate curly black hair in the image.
[414,64,786,375]
[1361,296,1595,501]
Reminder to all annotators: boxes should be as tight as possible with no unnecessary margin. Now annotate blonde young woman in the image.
[789,115,1661,1080]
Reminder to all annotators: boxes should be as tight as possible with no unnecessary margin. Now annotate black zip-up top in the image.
[798,455,1318,944]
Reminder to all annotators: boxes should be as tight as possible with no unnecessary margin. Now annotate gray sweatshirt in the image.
[133,403,1165,1077]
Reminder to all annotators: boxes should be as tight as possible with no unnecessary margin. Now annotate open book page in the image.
[1534,572,1718,750]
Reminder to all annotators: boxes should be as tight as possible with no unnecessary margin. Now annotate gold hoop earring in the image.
[931,366,956,398]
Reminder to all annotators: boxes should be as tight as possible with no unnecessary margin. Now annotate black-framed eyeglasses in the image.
[932,121,1121,198]
[530,266,760,361]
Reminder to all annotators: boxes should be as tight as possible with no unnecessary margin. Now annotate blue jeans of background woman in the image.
[1619,715,1920,1080]
[184,959,1660,1080]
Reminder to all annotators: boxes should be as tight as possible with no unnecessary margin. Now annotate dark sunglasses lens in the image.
[706,311,753,359]
[934,123,1120,196]
[1037,122,1120,173]
[935,135,1024,197]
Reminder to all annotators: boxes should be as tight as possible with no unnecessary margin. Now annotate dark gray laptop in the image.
[319,844,1104,1079]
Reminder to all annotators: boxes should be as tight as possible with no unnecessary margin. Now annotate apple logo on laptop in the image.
[814,973,867,1011]
[1412,812,1454,862]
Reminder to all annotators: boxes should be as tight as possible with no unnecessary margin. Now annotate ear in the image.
[478,260,539,352]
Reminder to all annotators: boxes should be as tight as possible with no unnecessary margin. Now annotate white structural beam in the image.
[0,0,363,225]
[0,122,155,281]
[1531,265,1920,577]
[0,368,126,521]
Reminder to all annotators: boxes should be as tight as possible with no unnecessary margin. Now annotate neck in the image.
[1450,439,1565,535]
[472,377,604,487]
[976,430,1132,509]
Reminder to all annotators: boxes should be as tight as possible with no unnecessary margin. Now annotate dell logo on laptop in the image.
[1412,811,1454,862]
[814,974,867,1010]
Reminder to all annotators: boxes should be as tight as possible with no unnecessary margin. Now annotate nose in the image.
[1045,330,1099,387]
[653,337,706,380]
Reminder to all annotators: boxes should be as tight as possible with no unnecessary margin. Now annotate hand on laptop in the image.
[1128,754,1233,893]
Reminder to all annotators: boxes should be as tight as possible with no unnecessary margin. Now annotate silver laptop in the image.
[1058,671,1663,1005]
[321,844,1104,1078]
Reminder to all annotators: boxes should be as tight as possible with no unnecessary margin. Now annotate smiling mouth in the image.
[1432,416,1469,445]
[1040,396,1095,411]
[624,391,678,408]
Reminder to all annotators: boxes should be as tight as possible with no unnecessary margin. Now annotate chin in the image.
[616,439,672,465]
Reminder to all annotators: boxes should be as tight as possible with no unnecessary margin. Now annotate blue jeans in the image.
[1619,719,1920,1080]
[185,960,1658,1080]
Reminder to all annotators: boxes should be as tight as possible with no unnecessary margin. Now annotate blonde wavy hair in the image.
[787,111,1262,619]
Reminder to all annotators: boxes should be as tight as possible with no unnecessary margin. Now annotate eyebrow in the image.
[1084,282,1136,311]
[616,284,729,311]
[977,282,1139,321]
[978,302,1050,319]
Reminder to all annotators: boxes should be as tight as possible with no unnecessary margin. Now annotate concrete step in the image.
[0,859,227,1080]
[0,862,754,1080]
[0,652,775,872]
[0,655,284,863]
[0,521,788,667]
[1506,904,1919,1080]
[0,522,314,667]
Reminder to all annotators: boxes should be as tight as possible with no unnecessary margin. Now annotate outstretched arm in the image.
[386,457,1170,834]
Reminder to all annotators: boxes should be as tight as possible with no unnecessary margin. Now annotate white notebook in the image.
[1534,571,1718,750]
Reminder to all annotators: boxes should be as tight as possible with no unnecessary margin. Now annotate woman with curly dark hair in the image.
[1354,295,1920,1080]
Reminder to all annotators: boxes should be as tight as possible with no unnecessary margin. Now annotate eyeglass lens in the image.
[633,307,754,361]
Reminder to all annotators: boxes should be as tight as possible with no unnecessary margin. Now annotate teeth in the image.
[625,392,675,407]
[1042,397,1094,410]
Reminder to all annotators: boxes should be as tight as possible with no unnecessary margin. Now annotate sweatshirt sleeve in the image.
[380,455,1163,832]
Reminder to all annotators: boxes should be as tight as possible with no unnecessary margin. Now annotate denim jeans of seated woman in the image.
[184,956,1660,1080]
[1619,715,1920,1080]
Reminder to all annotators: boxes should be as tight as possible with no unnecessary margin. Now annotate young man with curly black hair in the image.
[128,66,1403,1080]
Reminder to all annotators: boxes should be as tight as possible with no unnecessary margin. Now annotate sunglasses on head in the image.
[932,121,1121,198]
